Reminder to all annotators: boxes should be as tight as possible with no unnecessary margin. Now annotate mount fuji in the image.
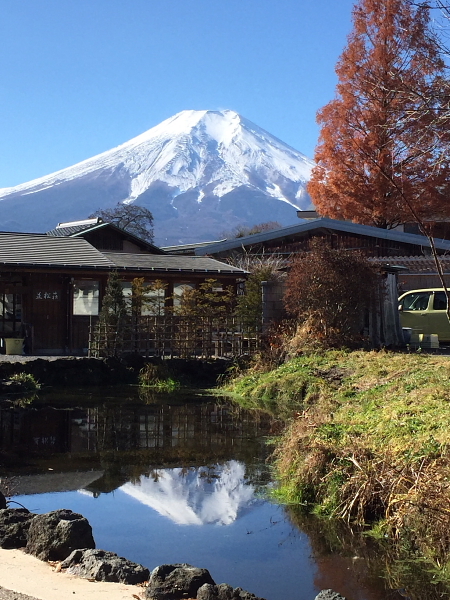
[0,110,315,246]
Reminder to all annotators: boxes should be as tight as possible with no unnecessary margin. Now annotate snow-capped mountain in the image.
[0,110,314,245]
[120,461,258,526]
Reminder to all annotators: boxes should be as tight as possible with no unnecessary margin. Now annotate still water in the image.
[0,388,423,600]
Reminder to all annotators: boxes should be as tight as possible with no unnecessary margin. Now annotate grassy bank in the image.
[223,350,450,574]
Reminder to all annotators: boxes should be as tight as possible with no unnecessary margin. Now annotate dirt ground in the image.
[0,549,144,600]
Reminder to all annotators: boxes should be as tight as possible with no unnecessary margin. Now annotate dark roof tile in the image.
[194,218,450,255]
[103,252,246,274]
[0,232,115,268]
[47,223,98,237]
[374,256,450,273]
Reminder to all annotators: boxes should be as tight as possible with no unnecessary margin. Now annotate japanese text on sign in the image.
[35,291,60,300]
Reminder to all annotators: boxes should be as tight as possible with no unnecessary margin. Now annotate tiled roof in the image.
[374,256,450,273]
[13,471,105,495]
[47,221,165,254]
[161,240,226,254]
[46,223,98,237]
[103,252,247,274]
[0,232,115,268]
[0,232,246,273]
[194,218,450,255]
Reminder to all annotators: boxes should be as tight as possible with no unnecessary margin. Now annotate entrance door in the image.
[30,275,67,354]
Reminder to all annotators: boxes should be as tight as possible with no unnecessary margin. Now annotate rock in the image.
[61,548,149,584]
[146,563,216,599]
[197,583,219,600]
[179,580,266,600]
[233,587,265,600]
[0,491,7,510]
[315,591,347,600]
[0,508,35,548]
[25,509,95,561]
[216,583,235,600]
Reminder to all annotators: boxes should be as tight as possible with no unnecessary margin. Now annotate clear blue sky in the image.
[0,0,355,188]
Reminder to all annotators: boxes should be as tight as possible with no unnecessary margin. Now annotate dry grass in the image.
[225,349,450,569]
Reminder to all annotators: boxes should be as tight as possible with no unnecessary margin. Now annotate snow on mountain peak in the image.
[0,109,313,199]
[0,109,315,244]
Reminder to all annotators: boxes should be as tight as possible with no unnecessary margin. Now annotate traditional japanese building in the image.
[193,217,450,260]
[0,223,246,356]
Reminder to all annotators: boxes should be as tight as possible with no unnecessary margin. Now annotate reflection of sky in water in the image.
[13,465,391,600]
[120,461,257,525]
[14,466,318,600]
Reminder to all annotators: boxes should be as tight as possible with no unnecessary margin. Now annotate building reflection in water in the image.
[0,394,273,499]
[0,393,441,600]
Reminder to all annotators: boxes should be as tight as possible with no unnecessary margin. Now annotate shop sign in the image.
[35,291,60,301]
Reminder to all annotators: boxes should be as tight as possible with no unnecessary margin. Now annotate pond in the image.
[0,388,432,600]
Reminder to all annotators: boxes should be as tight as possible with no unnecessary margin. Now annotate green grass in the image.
[140,377,181,392]
[222,349,450,575]
[138,362,181,392]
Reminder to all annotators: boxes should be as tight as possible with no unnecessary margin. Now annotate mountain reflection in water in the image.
[1,389,447,600]
[120,461,258,526]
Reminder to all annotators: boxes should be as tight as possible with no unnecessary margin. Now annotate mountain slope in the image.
[0,110,314,245]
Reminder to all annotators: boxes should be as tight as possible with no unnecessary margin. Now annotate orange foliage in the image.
[284,240,380,347]
[308,0,450,229]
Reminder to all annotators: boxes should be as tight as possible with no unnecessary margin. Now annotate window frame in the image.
[72,280,100,316]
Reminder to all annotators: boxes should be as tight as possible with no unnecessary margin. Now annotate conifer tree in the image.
[308,0,450,229]
[95,271,129,355]
[99,271,128,328]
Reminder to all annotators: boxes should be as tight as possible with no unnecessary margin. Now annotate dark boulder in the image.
[216,583,236,600]
[0,508,35,548]
[181,581,266,600]
[232,588,265,600]
[146,563,216,599]
[0,491,7,510]
[197,583,219,600]
[26,509,95,561]
[315,591,347,600]
[61,548,149,584]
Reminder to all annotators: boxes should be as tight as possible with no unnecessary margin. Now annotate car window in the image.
[401,291,431,311]
[433,292,448,310]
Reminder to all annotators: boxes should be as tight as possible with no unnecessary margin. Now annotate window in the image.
[0,293,21,334]
[121,281,166,316]
[73,280,99,316]
[121,282,133,311]
[173,283,195,309]
[402,291,431,311]
[433,292,448,311]
[142,286,165,316]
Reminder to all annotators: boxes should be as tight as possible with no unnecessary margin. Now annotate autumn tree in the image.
[308,0,450,230]
[131,278,167,318]
[284,240,380,348]
[89,202,154,242]
[172,279,235,317]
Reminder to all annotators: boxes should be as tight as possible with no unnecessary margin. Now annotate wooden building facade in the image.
[0,224,246,355]
[193,218,450,261]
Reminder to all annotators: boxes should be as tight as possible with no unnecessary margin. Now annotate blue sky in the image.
[1,0,355,188]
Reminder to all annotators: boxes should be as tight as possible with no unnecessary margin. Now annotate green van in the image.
[398,289,450,342]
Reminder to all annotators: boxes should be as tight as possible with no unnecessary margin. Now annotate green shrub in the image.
[9,372,40,391]
[138,363,180,392]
